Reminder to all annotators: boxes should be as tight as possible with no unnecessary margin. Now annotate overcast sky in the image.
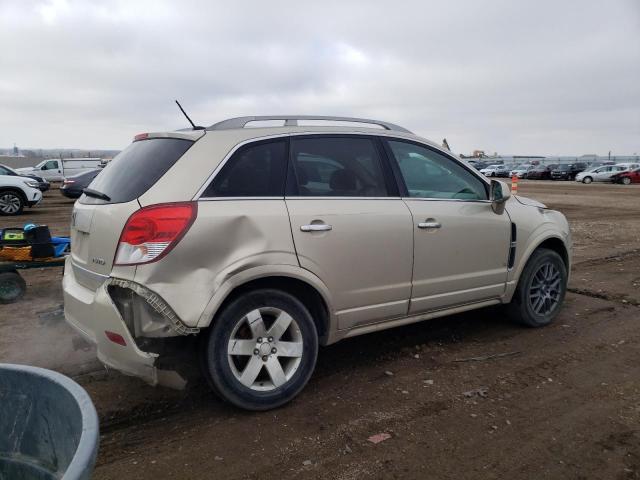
[1,0,638,155]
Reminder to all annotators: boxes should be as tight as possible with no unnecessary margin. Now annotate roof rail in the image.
[207,115,412,134]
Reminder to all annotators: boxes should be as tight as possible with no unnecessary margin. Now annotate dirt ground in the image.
[1,181,639,479]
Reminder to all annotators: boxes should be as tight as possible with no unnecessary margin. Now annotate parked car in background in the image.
[480,164,510,177]
[525,164,558,180]
[0,164,50,192]
[550,163,587,180]
[612,168,640,185]
[467,161,490,171]
[615,162,640,171]
[63,115,572,411]
[60,169,102,199]
[16,158,103,182]
[0,172,43,215]
[575,165,628,184]
[510,164,534,179]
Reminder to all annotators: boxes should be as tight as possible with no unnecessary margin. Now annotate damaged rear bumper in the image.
[62,257,196,389]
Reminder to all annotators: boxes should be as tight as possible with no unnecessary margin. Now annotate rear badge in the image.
[91,257,106,265]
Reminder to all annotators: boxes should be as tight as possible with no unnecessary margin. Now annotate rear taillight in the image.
[114,202,197,266]
[63,180,75,185]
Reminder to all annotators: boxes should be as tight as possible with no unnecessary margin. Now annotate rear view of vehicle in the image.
[60,169,101,199]
[63,131,202,385]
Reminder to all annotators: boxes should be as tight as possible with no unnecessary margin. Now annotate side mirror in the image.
[490,179,511,214]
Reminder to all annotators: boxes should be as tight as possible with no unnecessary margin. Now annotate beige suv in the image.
[63,116,571,410]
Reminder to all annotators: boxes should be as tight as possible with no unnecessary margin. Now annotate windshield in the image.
[80,137,193,205]
[557,164,571,171]
[0,165,18,176]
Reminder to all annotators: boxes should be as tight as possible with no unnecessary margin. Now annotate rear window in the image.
[80,138,193,204]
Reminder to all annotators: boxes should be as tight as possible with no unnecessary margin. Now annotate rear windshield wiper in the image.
[83,188,111,201]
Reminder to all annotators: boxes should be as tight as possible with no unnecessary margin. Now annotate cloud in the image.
[0,0,638,154]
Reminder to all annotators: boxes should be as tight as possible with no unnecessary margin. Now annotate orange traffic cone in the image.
[511,175,518,194]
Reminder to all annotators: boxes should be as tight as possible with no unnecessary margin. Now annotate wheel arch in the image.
[535,237,569,269]
[197,267,334,344]
[505,232,570,302]
[0,186,27,202]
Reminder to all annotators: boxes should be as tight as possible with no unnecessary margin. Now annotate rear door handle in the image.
[418,221,441,229]
[300,224,332,232]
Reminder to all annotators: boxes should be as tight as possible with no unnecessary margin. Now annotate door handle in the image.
[300,224,332,232]
[418,221,441,229]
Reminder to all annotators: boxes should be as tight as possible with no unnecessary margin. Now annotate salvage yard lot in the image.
[1,181,639,479]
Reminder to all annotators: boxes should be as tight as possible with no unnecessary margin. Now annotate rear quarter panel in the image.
[132,199,299,327]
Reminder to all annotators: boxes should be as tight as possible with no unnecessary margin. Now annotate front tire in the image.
[622,177,631,185]
[506,248,567,327]
[582,176,593,184]
[202,289,318,411]
[0,190,25,216]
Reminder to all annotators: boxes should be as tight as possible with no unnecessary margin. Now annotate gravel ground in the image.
[1,180,639,479]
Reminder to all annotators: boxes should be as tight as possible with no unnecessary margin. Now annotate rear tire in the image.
[506,248,567,327]
[622,177,631,185]
[582,176,593,184]
[202,289,318,411]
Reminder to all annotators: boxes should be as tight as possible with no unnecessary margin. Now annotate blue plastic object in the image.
[0,364,99,480]
[50,237,71,257]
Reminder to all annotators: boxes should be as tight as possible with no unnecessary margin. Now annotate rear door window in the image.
[289,137,389,197]
[202,139,287,197]
[80,138,193,204]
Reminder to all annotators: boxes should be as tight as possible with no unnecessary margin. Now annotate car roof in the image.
[144,115,452,159]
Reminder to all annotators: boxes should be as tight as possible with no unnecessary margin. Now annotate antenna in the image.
[175,100,205,130]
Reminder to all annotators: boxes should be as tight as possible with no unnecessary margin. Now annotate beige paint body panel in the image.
[195,263,335,331]
[63,123,573,388]
[285,198,413,330]
[70,199,139,289]
[132,199,298,326]
[405,199,511,313]
[502,198,572,301]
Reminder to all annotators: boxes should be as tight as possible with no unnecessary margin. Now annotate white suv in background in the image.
[63,115,572,410]
[0,174,43,215]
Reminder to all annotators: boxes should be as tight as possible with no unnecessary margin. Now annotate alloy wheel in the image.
[528,262,562,316]
[622,177,631,185]
[227,307,303,391]
[0,193,21,214]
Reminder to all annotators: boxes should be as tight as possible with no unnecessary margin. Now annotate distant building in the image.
[7,143,25,158]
